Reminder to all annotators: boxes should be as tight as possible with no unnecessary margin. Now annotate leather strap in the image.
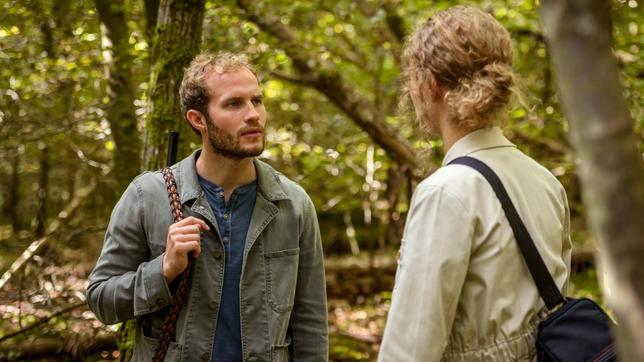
[153,167,193,362]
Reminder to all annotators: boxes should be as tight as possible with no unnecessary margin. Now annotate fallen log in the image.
[324,247,596,299]
[0,334,117,361]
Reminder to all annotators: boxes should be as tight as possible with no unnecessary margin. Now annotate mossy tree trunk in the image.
[144,0,160,40]
[143,0,205,170]
[540,1,644,359]
[95,0,142,194]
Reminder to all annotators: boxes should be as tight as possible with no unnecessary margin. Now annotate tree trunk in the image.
[35,144,49,237]
[144,0,161,40]
[51,0,73,38]
[143,0,205,170]
[95,0,143,194]
[8,147,22,232]
[539,1,644,359]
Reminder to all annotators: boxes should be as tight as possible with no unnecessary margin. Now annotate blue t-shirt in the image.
[199,176,257,362]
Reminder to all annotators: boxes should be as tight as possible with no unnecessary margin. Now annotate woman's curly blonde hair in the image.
[403,6,515,131]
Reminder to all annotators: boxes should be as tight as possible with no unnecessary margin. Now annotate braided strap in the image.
[153,167,194,362]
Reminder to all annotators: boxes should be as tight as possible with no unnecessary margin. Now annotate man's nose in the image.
[244,102,260,122]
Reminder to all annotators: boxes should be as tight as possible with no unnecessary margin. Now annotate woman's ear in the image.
[428,73,444,100]
[416,73,443,102]
[186,109,207,134]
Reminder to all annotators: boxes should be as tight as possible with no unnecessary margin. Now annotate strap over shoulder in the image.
[448,156,565,309]
[154,167,192,362]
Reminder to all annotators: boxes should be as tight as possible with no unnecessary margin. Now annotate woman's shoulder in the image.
[420,163,489,194]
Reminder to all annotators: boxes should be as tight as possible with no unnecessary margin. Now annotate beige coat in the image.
[379,127,571,361]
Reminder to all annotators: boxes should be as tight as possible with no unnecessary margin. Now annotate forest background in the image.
[0,0,642,360]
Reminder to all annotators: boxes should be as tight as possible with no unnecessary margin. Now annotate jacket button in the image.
[210,301,218,310]
[213,250,223,259]
[156,298,165,308]
[201,351,209,361]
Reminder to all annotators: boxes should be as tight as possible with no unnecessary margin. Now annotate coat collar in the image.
[173,150,290,205]
[442,127,516,166]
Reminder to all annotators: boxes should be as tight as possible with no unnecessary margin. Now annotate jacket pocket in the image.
[272,346,291,361]
[265,247,299,313]
[271,334,291,362]
[132,332,182,361]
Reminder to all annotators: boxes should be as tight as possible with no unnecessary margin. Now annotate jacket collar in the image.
[173,150,290,205]
[442,127,516,166]
[252,158,290,202]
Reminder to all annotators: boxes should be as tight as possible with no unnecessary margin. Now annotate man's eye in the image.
[228,100,240,107]
[252,98,263,105]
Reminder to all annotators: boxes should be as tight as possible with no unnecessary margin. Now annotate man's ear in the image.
[186,109,207,133]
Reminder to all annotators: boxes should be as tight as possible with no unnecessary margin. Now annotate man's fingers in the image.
[170,216,210,231]
[180,216,210,230]
[173,241,201,256]
[172,233,201,243]
[166,217,207,260]
[171,224,202,236]
[193,217,210,230]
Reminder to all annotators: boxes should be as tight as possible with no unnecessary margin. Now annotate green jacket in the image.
[87,151,328,361]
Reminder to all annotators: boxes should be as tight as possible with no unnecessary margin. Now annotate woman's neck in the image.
[438,118,471,153]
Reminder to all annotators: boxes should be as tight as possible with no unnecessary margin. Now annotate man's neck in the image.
[196,148,257,201]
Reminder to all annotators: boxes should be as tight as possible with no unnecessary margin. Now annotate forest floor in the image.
[0,227,602,361]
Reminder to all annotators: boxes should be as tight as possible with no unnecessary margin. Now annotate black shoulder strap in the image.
[448,156,565,309]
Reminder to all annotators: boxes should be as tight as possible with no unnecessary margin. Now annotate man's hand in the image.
[163,216,210,284]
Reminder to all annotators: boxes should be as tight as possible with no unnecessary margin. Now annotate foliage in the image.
[1,0,642,251]
[0,0,642,360]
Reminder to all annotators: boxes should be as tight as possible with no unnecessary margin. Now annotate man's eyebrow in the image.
[221,96,240,103]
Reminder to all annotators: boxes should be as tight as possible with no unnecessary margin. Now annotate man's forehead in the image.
[206,65,256,80]
[205,67,261,96]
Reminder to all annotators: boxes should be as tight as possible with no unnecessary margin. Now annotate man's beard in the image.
[204,112,265,160]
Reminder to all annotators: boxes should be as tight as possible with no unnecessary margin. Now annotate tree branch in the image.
[354,0,403,62]
[510,28,545,42]
[236,0,418,168]
[509,128,571,155]
[382,0,406,43]
[0,177,97,291]
[269,70,311,86]
[0,302,86,344]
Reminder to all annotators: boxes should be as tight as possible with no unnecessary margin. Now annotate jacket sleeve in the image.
[290,195,328,361]
[378,184,473,361]
[86,178,172,325]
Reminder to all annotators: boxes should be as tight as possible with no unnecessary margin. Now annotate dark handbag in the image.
[449,156,617,362]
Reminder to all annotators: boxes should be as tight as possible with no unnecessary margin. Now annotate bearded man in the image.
[87,52,328,362]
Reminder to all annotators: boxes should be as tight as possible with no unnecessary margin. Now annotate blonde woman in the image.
[379,6,571,361]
